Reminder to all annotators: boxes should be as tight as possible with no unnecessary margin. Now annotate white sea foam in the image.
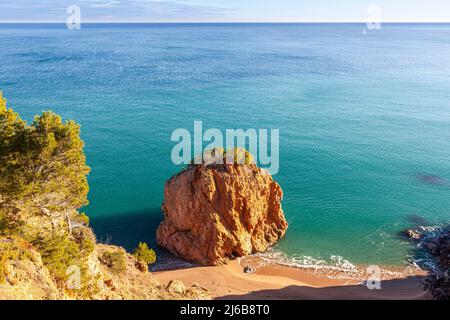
[249,248,421,281]
[406,225,445,273]
[251,248,364,280]
[417,225,443,243]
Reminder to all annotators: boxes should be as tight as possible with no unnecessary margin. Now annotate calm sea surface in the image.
[1,23,449,268]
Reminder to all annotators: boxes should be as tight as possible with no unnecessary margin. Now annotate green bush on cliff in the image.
[191,147,254,166]
[133,242,156,265]
[75,212,90,226]
[75,229,95,254]
[0,238,34,283]
[100,251,127,274]
[230,147,254,165]
[34,231,99,298]
[34,233,85,284]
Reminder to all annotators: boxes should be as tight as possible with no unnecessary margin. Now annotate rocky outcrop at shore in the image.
[156,162,288,265]
[422,231,450,300]
[403,226,450,300]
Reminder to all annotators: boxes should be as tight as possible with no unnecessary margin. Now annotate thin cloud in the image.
[0,0,236,22]
[81,0,122,9]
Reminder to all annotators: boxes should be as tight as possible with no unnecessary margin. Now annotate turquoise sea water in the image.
[1,23,449,268]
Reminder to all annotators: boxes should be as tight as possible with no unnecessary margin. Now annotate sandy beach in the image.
[154,258,431,300]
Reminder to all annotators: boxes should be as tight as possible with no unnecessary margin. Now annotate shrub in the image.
[0,238,34,283]
[132,242,156,265]
[75,212,90,226]
[36,231,100,298]
[230,147,254,165]
[34,233,84,284]
[100,251,127,274]
[191,147,254,166]
[78,232,95,255]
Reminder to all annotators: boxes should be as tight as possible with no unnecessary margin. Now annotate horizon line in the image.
[1,21,450,24]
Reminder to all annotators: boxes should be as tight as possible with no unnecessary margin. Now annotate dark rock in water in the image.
[402,224,449,299]
[402,229,422,240]
[416,173,447,186]
[243,266,255,274]
[422,230,450,300]
[424,242,436,251]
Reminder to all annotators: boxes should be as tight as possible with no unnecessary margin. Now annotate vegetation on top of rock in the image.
[191,147,254,166]
[133,242,157,265]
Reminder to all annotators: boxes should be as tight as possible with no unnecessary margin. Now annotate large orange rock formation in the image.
[156,163,288,265]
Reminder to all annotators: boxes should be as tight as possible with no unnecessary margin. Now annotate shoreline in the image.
[153,257,430,300]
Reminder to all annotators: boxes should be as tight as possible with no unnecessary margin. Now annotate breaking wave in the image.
[406,225,446,274]
[247,248,415,281]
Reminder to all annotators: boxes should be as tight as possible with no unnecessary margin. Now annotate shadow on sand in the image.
[218,276,430,300]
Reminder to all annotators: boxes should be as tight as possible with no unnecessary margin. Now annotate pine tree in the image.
[0,92,90,211]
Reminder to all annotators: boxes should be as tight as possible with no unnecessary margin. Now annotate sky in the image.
[0,0,449,23]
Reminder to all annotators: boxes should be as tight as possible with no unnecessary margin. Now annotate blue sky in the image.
[1,0,449,22]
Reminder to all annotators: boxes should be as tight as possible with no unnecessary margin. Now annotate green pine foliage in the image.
[0,92,95,297]
[0,91,90,210]
[192,147,254,166]
[132,242,157,265]
[34,233,85,283]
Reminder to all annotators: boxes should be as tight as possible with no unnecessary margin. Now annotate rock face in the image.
[0,237,62,300]
[402,229,423,240]
[422,231,450,300]
[156,163,288,265]
[404,226,450,300]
